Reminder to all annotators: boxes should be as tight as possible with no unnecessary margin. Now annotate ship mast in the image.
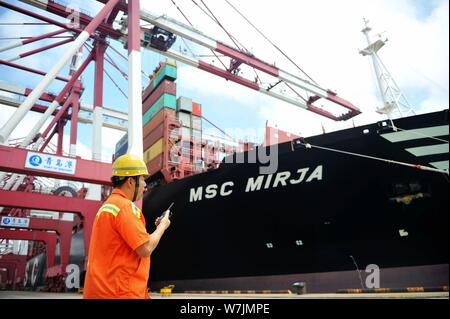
[360,18,415,120]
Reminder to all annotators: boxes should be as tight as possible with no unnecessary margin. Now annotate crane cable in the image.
[83,43,128,99]
[224,0,318,86]
[198,0,242,51]
[170,0,195,27]
[84,42,127,80]
[170,0,228,70]
[296,139,449,175]
[107,44,151,79]
[104,68,128,99]
[190,0,247,51]
[200,0,262,83]
[165,1,197,58]
[190,0,262,83]
[202,115,236,141]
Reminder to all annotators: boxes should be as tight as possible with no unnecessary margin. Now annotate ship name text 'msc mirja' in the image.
[189,165,323,202]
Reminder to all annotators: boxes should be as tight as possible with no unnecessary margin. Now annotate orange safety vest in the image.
[83,189,151,299]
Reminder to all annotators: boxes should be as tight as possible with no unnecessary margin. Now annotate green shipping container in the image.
[150,64,177,92]
[143,93,177,125]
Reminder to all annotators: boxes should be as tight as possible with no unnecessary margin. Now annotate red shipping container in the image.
[143,108,176,137]
[192,102,202,117]
[143,123,165,151]
[142,80,177,115]
[146,153,164,176]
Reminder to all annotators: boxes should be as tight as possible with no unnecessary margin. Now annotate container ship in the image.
[16,54,448,294]
[143,109,448,293]
[137,62,448,293]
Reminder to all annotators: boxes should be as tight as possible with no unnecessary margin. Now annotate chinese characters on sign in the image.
[24,152,77,175]
[1,216,30,228]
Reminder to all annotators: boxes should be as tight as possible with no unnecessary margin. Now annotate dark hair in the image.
[111,176,130,188]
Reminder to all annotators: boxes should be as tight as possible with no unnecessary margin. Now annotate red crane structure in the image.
[0,0,361,291]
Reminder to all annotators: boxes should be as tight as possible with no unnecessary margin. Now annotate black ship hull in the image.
[143,110,449,293]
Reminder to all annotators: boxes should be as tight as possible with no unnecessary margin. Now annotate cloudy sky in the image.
[0,0,448,161]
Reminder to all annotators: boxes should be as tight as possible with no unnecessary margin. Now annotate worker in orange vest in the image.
[83,154,171,299]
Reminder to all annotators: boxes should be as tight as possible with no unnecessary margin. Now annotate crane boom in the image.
[14,0,361,121]
[132,9,361,121]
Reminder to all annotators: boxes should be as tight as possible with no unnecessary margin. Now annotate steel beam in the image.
[2,218,74,277]
[127,0,143,157]
[0,29,68,54]
[0,95,127,131]
[0,60,70,82]
[7,38,74,62]
[0,189,101,258]
[19,0,123,39]
[0,1,82,33]
[0,145,112,185]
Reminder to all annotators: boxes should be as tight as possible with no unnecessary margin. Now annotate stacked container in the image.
[113,60,215,183]
[142,61,178,176]
[176,97,203,171]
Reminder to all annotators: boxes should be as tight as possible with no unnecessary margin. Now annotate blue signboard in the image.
[24,152,77,175]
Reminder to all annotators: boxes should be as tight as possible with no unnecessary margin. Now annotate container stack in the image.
[142,61,178,177]
[176,97,203,171]
[113,60,212,182]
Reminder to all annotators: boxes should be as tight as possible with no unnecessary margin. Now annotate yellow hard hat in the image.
[112,154,149,177]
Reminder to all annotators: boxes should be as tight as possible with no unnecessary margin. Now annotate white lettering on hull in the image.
[189,165,323,202]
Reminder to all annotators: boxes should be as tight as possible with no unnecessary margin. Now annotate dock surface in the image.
[0,291,448,299]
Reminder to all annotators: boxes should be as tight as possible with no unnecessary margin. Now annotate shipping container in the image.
[142,62,177,98]
[180,140,191,158]
[143,93,177,126]
[182,127,191,140]
[191,115,202,130]
[143,138,164,163]
[177,96,192,113]
[146,153,163,176]
[143,108,176,137]
[192,102,202,117]
[142,80,177,114]
[192,128,202,141]
[143,123,164,151]
[177,111,191,127]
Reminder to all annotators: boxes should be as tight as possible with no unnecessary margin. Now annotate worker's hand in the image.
[155,210,171,229]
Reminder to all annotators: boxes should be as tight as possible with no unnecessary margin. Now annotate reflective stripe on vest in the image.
[131,203,141,219]
[96,204,121,217]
